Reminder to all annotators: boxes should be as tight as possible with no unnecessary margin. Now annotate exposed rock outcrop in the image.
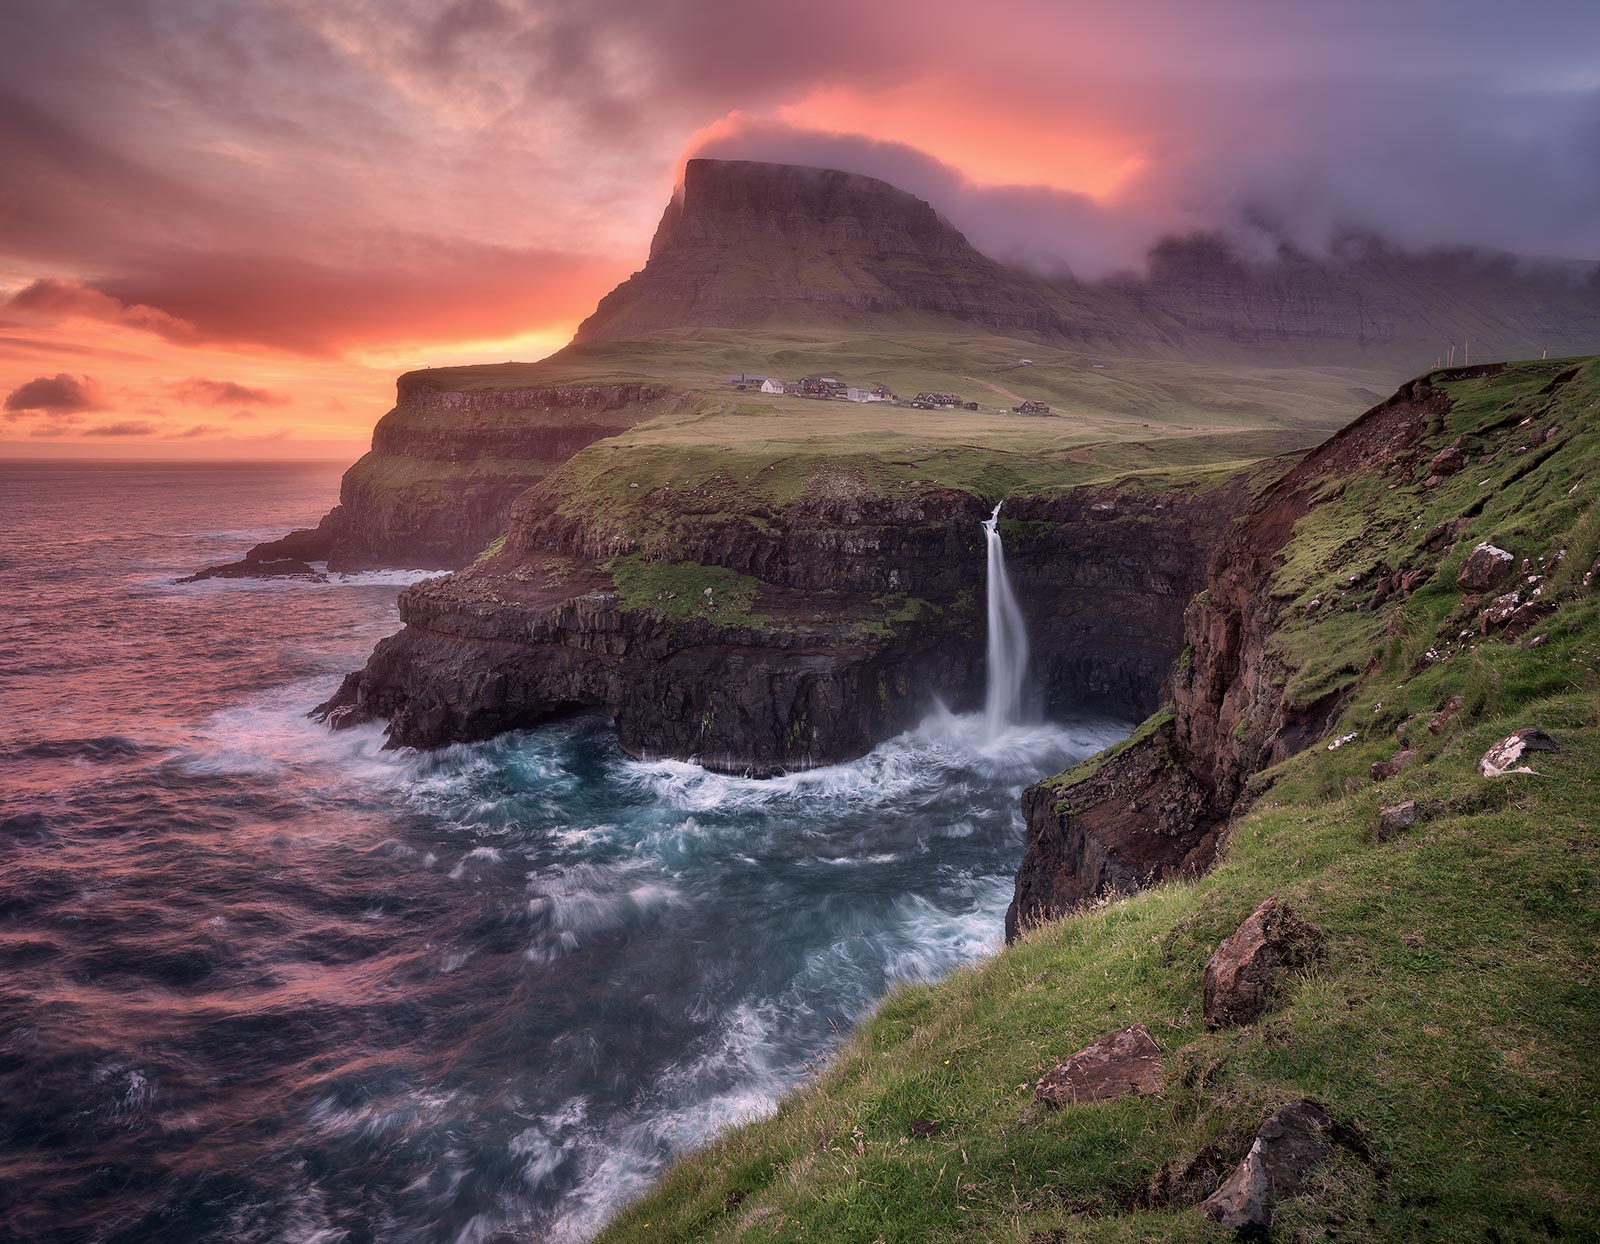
[188,379,679,580]
[178,557,326,584]
[1032,1023,1164,1106]
[1200,1099,1338,1238]
[1008,717,1219,942]
[1202,897,1322,1030]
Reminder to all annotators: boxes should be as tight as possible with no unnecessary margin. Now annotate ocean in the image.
[0,461,1127,1243]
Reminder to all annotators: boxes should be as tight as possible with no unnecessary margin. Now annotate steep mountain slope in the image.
[592,356,1600,1243]
[573,159,1126,345]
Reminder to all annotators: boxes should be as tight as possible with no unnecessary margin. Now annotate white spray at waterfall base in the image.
[982,502,1031,740]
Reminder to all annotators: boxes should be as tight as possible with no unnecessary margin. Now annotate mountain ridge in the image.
[576,157,1600,367]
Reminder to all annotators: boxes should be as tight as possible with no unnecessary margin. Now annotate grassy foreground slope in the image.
[596,359,1600,1243]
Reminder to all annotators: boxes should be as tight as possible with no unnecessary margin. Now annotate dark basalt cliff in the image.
[315,473,1248,774]
[1006,362,1574,938]
[195,378,678,577]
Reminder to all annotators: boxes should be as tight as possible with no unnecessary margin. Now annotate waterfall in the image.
[982,502,1030,738]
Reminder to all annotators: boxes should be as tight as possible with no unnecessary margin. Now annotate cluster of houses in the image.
[724,372,1055,417]
[726,373,895,403]
[910,392,978,410]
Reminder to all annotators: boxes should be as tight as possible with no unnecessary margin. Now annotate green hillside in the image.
[593,358,1600,1243]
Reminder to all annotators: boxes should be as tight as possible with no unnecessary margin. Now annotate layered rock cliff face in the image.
[316,469,1247,774]
[225,377,678,574]
[1007,357,1595,938]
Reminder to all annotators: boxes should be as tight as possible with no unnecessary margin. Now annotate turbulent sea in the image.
[0,461,1128,1243]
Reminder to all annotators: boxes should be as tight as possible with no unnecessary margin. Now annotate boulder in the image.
[1501,600,1555,639]
[1033,1022,1164,1105]
[1427,695,1463,735]
[1400,567,1431,594]
[1369,748,1416,782]
[1203,896,1322,1030]
[1200,1099,1335,1237]
[1456,542,1514,592]
[1479,728,1559,778]
[1427,446,1466,477]
[1479,591,1523,632]
[1376,800,1420,840]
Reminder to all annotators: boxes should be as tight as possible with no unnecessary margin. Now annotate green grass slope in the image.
[594,359,1600,1243]
[485,329,1399,554]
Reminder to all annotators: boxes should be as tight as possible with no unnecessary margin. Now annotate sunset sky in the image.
[3,0,1598,459]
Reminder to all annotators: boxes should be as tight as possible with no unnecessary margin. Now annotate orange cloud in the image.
[169,377,289,407]
[4,372,105,413]
[6,280,201,345]
[777,81,1146,199]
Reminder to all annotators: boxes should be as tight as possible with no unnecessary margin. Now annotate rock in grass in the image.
[1369,748,1416,782]
[1427,695,1464,735]
[1203,896,1322,1030]
[1200,1099,1334,1237]
[1479,590,1523,631]
[1501,600,1555,639]
[1376,800,1420,840]
[1033,1022,1163,1105]
[1456,542,1515,592]
[1427,446,1467,477]
[1478,728,1559,778]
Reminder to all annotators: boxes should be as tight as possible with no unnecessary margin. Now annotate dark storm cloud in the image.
[4,373,105,413]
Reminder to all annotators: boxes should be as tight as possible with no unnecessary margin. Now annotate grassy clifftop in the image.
[593,358,1600,1243]
[497,329,1389,556]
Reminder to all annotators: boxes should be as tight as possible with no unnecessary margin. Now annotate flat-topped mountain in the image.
[574,158,1093,343]
[576,157,1600,366]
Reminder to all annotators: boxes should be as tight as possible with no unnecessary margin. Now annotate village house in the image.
[911,392,964,409]
[1013,400,1053,415]
[797,376,848,398]
[759,378,785,395]
[845,386,892,403]
[724,373,776,390]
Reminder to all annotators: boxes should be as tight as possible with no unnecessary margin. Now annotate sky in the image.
[2,0,1598,459]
